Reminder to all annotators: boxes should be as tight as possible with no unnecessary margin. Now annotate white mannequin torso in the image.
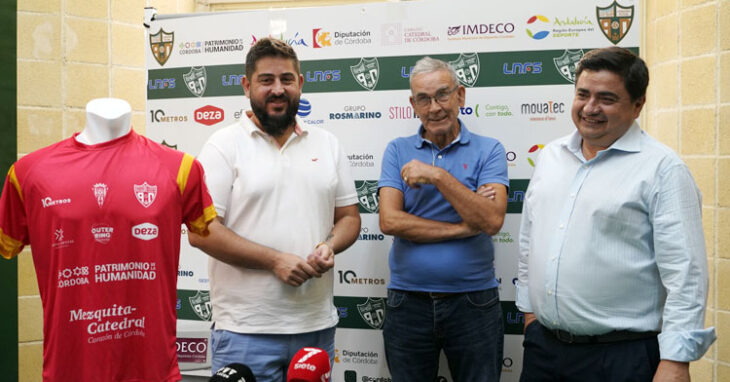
[75,98,132,145]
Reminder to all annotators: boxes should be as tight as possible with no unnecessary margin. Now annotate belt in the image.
[403,290,461,299]
[546,327,659,344]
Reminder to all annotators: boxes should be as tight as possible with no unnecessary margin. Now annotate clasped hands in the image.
[272,242,335,287]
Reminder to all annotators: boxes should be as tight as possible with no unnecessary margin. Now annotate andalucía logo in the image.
[553,49,584,83]
[149,29,174,66]
[449,53,480,87]
[183,66,207,97]
[526,15,550,40]
[350,58,379,91]
[297,98,312,117]
[355,180,379,213]
[189,290,212,321]
[597,1,634,44]
[527,144,544,167]
[357,298,385,329]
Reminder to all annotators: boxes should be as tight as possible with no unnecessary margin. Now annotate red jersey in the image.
[0,131,216,381]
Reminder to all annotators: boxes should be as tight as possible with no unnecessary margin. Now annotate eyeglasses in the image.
[412,85,459,108]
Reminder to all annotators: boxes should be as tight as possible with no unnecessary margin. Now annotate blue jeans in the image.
[210,326,335,382]
[383,288,504,382]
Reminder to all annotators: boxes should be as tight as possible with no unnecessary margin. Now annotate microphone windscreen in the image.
[287,347,331,382]
[210,363,257,382]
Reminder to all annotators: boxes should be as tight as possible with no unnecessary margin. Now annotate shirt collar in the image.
[415,119,471,148]
[563,120,642,157]
[240,111,308,138]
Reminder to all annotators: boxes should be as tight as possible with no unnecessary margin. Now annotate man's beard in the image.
[250,94,300,137]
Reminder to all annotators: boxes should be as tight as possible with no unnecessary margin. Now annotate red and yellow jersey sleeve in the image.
[176,153,216,236]
[0,165,29,259]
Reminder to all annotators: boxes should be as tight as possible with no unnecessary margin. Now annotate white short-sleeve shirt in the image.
[198,113,357,334]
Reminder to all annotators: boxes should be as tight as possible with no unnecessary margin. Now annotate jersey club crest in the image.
[189,290,212,321]
[134,182,157,208]
[449,53,480,87]
[93,183,108,208]
[183,66,207,97]
[350,58,380,91]
[596,1,634,44]
[149,29,174,66]
[553,49,584,83]
[357,297,385,329]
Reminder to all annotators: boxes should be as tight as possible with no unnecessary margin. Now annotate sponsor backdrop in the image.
[145,0,639,380]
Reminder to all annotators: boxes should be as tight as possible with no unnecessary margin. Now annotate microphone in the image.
[287,347,331,382]
[210,363,257,382]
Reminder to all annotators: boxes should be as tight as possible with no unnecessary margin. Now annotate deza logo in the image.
[132,223,158,241]
[194,105,224,126]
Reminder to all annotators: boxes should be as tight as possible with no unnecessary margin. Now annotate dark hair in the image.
[575,47,649,101]
[244,37,300,78]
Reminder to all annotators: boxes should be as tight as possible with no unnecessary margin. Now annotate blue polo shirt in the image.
[378,121,509,292]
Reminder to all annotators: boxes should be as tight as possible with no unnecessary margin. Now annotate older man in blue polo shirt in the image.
[378,56,509,382]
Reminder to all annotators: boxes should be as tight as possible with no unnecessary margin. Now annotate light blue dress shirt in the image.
[516,122,715,362]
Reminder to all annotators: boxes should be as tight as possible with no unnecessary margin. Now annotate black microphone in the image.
[209,363,257,382]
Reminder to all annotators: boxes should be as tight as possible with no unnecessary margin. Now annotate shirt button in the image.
[559,224,565,229]
[437,155,443,159]
[570,193,576,199]
[547,290,553,295]
[553,321,558,325]
[551,257,557,262]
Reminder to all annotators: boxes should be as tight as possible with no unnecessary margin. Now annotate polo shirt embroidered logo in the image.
[134,182,157,208]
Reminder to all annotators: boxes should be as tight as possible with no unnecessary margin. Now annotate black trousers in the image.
[520,321,660,382]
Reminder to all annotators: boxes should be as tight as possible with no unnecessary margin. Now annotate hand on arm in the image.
[306,204,361,273]
[400,159,507,235]
[188,218,318,287]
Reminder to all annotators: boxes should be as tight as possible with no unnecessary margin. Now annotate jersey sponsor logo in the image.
[93,183,108,208]
[194,105,224,126]
[149,29,174,66]
[188,290,212,321]
[356,298,385,329]
[52,228,75,249]
[91,224,114,244]
[41,196,71,208]
[132,223,159,240]
[597,1,634,44]
[58,266,90,288]
[134,182,157,208]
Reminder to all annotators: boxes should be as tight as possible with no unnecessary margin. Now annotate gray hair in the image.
[409,56,460,89]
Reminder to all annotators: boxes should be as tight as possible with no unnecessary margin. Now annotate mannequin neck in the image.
[76,98,132,145]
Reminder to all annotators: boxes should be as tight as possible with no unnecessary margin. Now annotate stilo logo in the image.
[194,105,224,126]
[527,144,544,167]
[298,98,312,117]
[526,15,550,40]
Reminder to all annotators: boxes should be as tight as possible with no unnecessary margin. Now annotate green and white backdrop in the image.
[145,0,639,380]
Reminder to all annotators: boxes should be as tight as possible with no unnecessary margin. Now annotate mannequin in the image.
[75,98,132,144]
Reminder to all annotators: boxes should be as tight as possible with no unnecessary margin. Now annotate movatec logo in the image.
[521,101,566,121]
[132,223,158,241]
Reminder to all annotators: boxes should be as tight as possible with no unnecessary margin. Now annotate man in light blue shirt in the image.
[517,47,715,381]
